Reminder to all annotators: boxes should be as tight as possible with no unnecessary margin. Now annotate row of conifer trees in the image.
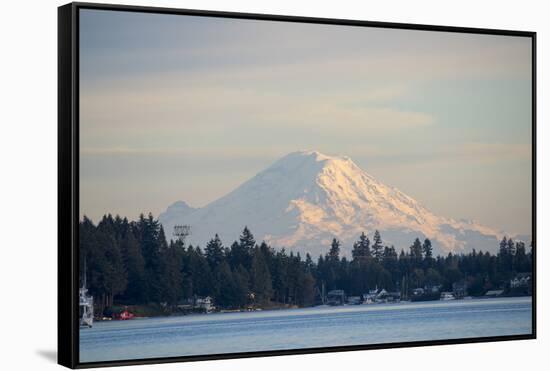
[80,213,532,313]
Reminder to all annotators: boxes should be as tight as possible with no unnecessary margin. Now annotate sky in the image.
[79,9,532,235]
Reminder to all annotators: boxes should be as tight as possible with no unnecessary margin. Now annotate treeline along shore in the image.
[80,213,533,317]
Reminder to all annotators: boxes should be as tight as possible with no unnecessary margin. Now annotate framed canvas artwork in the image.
[58,2,536,368]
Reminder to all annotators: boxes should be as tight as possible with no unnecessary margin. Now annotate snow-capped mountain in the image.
[159,150,513,256]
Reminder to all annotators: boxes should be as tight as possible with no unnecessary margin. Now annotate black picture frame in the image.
[58,2,537,369]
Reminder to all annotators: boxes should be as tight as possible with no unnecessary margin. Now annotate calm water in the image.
[80,297,532,363]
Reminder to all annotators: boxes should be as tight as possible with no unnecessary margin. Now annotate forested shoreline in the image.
[80,213,533,316]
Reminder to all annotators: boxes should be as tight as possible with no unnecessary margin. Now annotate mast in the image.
[82,256,87,289]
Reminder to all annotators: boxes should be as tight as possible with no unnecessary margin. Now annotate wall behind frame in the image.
[0,0,546,370]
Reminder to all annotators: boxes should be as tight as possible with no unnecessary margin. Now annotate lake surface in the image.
[80,297,532,363]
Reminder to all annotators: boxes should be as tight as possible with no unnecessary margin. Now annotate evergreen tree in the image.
[410,238,423,263]
[296,272,316,306]
[136,213,164,302]
[515,241,530,272]
[214,261,236,308]
[272,249,289,303]
[352,232,371,260]
[304,253,315,273]
[240,226,256,249]
[186,246,214,297]
[228,227,255,269]
[424,268,442,286]
[233,265,250,308]
[160,240,183,306]
[92,217,127,312]
[258,241,274,267]
[286,251,303,304]
[250,247,273,304]
[507,238,516,256]
[120,228,146,303]
[205,234,225,269]
[499,237,508,256]
[422,238,433,259]
[372,230,384,261]
[498,236,514,279]
[328,238,341,262]
[382,245,398,281]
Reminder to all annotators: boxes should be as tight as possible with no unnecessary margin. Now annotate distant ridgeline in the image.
[80,213,533,315]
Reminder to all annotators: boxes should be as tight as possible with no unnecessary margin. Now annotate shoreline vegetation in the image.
[80,213,532,320]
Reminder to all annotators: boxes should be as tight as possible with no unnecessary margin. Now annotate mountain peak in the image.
[286,150,352,163]
[159,151,508,256]
[165,200,196,215]
[268,150,359,180]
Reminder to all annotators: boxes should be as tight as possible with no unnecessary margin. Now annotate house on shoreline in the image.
[327,290,346,306]
[177,296,215,313]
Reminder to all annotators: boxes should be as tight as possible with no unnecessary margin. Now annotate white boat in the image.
[79,287,94,328]
[79,264,94,328]
[440,292,455,301]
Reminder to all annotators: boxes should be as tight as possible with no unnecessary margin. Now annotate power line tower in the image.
[173,224,191,246]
